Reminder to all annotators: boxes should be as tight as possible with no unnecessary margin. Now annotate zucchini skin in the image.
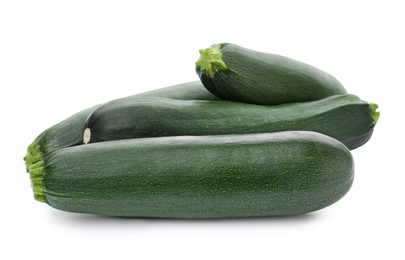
[24,81,216,170]
[84,94,379,150]
[31,131,354,218]
[136,81,219,101]
[196,43,348,105]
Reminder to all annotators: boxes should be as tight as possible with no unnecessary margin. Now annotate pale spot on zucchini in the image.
[24,139,43,172]
[83,128,91,144]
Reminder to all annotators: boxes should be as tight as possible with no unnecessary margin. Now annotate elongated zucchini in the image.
[196,43,347,105]
[83,94,379,150]
[29,131,354,218]
[24,81,216,170]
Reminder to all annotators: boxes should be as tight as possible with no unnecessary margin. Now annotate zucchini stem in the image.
[28,161,46,202]
[195,44,227,78]
[24,139,43,172]
[368,102,380,125]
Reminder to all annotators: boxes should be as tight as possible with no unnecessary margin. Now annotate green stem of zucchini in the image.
[368,102,380,125]
[28,161,46,202]
[195,44,227,78]
[24,139,43,172]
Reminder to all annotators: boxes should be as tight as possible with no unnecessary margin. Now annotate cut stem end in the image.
[83,128,91,144]
[24,139,43,172]
[28,161,46,203]
[195,44,227,78]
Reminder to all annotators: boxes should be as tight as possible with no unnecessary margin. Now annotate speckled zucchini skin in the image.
[24,81,216,170]
[33,131,354,218]
[84,94,378,150]
[196,43,348,105]
[136,81,218,101]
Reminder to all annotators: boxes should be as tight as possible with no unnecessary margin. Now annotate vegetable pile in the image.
[24,43,379,218]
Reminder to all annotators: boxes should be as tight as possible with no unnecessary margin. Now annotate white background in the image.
[1,1,404,259]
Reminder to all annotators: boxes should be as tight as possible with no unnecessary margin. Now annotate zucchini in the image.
[29,131,354,218]
[24,81,216,170]
[196,43,348,105]
[83,94,379,150]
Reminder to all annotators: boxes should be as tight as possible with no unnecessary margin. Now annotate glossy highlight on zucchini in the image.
[83,94,379,150]
[196,43,348,105]
[28,131,354,218]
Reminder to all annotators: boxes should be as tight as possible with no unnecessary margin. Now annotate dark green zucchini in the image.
[83,94,379,150]
[196,43,348,105]
[24,81,217,171]
[29,131,354,217]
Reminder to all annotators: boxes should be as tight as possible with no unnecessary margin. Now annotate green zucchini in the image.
[196,43,348,105]
[83,94,379,150]
[29,131,354,217]
[24,81,217,171]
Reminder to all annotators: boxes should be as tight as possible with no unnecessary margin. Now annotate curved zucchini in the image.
[24,81,216,170]
[83,94,379,150]
[196,43,347,105]
[29,131,354,218]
